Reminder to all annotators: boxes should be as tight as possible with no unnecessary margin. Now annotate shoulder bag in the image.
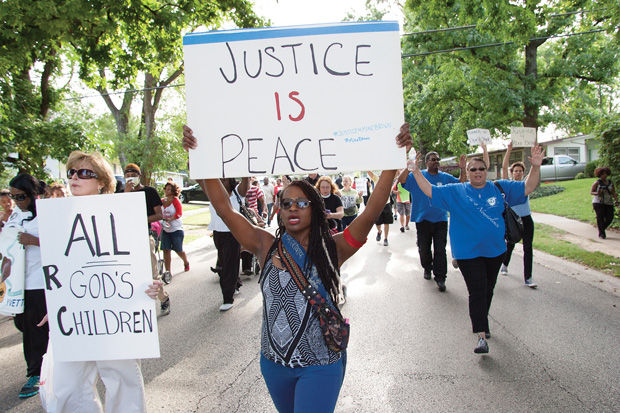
[233,188,264,227]
[278,240,349,352]
[494,181,524,244]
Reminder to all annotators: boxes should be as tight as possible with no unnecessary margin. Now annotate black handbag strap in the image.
[277,240,331,312]
[493,181,510,209]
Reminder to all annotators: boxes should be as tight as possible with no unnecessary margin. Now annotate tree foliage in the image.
[596,113,620,189]
[401,0,619,155]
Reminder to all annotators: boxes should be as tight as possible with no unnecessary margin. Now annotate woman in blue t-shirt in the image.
[407,146,544,354]
[500,142,537,288]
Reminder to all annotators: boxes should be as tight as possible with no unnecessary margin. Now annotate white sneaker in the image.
[219,303,234,311]
[524,278,537,288]
[500,264,508,275]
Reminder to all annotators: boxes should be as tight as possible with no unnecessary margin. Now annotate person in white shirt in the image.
[261,177,276,226]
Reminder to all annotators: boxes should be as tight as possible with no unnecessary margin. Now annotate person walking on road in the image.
[340,175,363,230]
[124,163,171,315]
[183,123,412,412]
[407,146,544,354]
[499,142,537,288]
[4,174,48,399]
[208,178,249,311]
[392,178,411,232]
[398,152,464,292]
[161,181,190,282]
[262,177,276,226]
[591,166,619,240]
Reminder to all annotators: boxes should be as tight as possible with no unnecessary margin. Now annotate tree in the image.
[401,0,619,154]
[0,0,105,176]
[72,0,265,184]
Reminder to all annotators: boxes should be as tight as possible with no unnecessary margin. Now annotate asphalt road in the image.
[1,224,619,412]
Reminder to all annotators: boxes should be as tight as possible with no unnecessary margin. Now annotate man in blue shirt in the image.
[398,152,465,291]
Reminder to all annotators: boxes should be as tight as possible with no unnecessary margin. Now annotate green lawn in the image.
[533,223,620,277]
[530,178,618,228]
[182,203,208,212]
[183,210,211,226]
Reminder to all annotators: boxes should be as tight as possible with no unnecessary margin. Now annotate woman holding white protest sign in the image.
[183,123,411,413]
[43,151,160,413]
[5,173,49,399]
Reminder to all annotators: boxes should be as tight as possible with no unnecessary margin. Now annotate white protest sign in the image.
[0,226,25,315]
[184,21,405,178]
[466,129,491,145]
[355,178,367,196]
[37,193,159,362]
[510,126,537,147]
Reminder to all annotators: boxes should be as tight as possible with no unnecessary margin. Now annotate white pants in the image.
[51,359,146,413]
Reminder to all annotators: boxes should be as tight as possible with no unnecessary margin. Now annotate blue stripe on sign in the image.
[183,21,399,46]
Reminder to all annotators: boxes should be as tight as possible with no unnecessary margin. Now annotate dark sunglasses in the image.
[468,167,487,172]
[67,168,98,180]
[281,198,311,210]
[427,157,440,162]
[9,193,28,201]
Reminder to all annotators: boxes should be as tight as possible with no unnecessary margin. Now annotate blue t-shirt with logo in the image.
[404,170,459,223]
[431,180,526,259]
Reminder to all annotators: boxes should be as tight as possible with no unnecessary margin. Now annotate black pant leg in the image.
[503,242,515,266]
[456,257,488,334]
[603,205,615,230]
[16,289,49,377]
[483,255,504,320]
[213,231,240,304]
[521,215,534,280]
[593,203,607,235]
[431,221,448,281]
[416,221,433,273]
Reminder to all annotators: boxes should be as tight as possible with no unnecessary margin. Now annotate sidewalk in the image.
[532,212,620,259]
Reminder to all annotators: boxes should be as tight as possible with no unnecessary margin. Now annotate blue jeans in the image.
[260,353,346,413]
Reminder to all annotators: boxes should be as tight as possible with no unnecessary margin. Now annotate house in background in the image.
[541,134,598,164]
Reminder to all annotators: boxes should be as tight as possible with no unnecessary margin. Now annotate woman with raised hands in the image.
[183,123,411,413]
[407,145,544,354]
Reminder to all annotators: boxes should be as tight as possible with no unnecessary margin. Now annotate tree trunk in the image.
[522,40,544,130]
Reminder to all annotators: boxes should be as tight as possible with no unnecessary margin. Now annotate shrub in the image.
[585,160,600,178]
[529,185,565,199]
[575,172,586,179]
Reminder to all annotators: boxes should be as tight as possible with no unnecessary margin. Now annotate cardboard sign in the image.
[184,21,405,178]
[466,129,491,145]
[510,126,537,147]
[37,193,159,362]
[0,225,25,315]
[355,178,368,196]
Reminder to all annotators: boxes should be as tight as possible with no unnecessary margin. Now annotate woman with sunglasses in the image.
[4,174,49,399]
[48,151,160,413]
[183,124,411,412]
[407,146,544,354]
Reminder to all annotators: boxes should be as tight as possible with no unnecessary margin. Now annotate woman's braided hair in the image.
[274,179,340,304]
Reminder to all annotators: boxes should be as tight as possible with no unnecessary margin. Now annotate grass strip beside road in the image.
[183,210,211,226]
[533,223,620,277]
[530,179,618,229]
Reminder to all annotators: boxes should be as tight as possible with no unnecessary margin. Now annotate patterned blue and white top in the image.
[260,254,342,368]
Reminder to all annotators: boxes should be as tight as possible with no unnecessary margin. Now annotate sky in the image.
[251,0,403,27]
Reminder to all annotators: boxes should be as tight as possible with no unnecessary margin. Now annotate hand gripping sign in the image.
[183,21,406,178]
[36,193,160,362]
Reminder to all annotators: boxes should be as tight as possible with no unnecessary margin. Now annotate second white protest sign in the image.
[37,192,160,362]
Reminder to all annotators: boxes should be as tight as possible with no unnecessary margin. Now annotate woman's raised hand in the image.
[528,145,545,167]
[182,125,198,151]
